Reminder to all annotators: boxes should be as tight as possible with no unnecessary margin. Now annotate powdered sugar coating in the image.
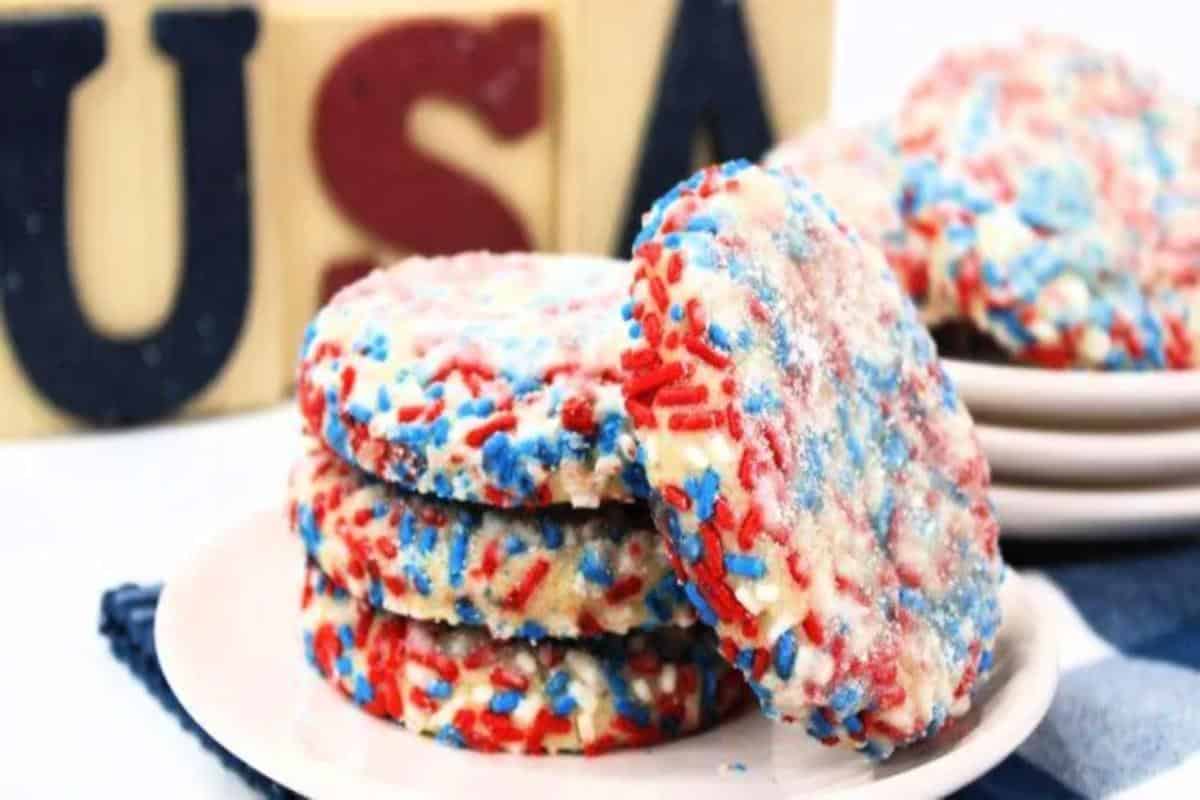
[290,439,695,639]
[622,162,1003,757]
[301,562,747,755]
[298,253,645,509]
[765,121,933,307]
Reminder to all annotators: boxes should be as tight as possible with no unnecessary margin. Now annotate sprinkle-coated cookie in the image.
[894,34,1199,369]
[301,562,747,755]
[290,440,695,639]
[298,253,645,509]
[622,162,1003,757]
[765,121,935,308]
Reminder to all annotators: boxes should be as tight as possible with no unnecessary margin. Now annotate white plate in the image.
[977,423,1200,486]
[158,512,1058,800]
[944,359,1200,428]
[992,483,1200,539]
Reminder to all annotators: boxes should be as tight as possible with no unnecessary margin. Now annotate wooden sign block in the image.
[557,0,834,256]
[0,0,286,436]
[267,0,557,363]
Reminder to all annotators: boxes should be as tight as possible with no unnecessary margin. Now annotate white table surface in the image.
[0,406,299,798]
[2,2,1195,796]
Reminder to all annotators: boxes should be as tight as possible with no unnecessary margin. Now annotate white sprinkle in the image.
[515,652,538,675]
[566,652,601,687]
[684,445,708,469]
[471,686,493,705]
[573,684,598,712]
[513,697,541,727]
[756,582,780,604]
[659,665,677,693]
[632,678,653,703]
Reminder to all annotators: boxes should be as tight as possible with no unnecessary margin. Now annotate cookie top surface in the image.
[622,162,1004,756]
[290,440,695,639]
[766,121,934,308]
[896,34,1200,369]
[302,562,747,755]
[298,252,645,509]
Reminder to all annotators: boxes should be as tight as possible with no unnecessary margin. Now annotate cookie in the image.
[301,562,747,755]
[290,439,695,639]
[895,34,1199,369]
[765,121,935,308]
[298,252,645,509]
[622,162,1003,757]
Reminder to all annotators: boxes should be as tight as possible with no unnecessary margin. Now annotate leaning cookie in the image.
[302,562,747,755]
[290,440,696,639]
[764,120,935,309]
[624,163,1003,757]
[298,252,646,509]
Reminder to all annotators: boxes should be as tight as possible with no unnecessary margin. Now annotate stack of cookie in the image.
[289,161,1005,760]
[289,253,747,754]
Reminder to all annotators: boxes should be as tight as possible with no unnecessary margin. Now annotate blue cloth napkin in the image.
[102,535,1200,799]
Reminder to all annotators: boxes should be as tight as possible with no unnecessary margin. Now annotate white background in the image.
[0,2,1196,797]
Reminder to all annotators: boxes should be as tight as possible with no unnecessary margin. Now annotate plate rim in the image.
[943,358,1200,427]
[991,482,1200,539]
[158,512,1059,800]
[976,421,1200,486]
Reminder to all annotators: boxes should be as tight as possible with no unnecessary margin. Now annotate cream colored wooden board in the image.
[268,0,558,364]
[557,0,834,256]
[0,0,287,437]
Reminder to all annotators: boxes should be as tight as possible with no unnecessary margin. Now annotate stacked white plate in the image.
[945,359,1200,539]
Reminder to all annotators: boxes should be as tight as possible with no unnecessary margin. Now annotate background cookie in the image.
[895,34,1200,369]
[301,562,747,755]
[291,440,695,639]
[298,252,646,508]
[623,162,1003,757]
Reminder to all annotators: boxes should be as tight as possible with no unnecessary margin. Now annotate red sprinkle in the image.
[802,611,825,646]
[662,484,692,511]
[684,334,730,368]
[465,413,518,447]
[654,384,708,406]
[503,558,551,611]
[623,361,685,399]
[560,395,596,434]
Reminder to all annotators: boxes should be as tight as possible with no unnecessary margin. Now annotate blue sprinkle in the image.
[678,533,703,563]
[347,402,373,423]
[579,550,614,587]
[773,631,797,680]
[552,695,578,716]
[490,691,523,714]
[829,684,862,716]
[336,656,353,677]
[708,322,733,351]
[338,624,354,648]
[406,565,432,596]
[455,598,483,625]
[426,679,452,700]
[545,671,570,697]
[516,620,547,641]
[684,468,721,522]
[353,675,374,705]
[435,724,466,748]
[448,527,468,588]
[621,300,635,320]
[399,511,416,547]
[684,582,718,626]
[724,553,767,579]
[372,500,388,519]
[298,506,322,554]
[686,215,719,234]
[368,579,383,608]
[540,519,564,550]
[628,321,643,339]
[505,534,528,556]
[807,708,835,738]
[376,386,391,412]
[615,698,651,727]
[669,304,684,322]
[419,526,438,554]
